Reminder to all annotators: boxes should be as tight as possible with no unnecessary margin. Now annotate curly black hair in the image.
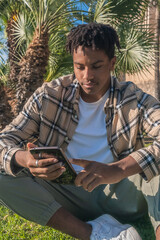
[66,22,121,59]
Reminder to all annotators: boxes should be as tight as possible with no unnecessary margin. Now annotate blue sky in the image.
[0,25,8,64]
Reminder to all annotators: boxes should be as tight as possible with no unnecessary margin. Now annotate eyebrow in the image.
[74,60,104,65]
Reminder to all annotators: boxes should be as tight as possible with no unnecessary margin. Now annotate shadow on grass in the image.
[129,214,155,240]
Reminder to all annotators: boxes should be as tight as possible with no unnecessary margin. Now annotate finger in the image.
[27,142,37,150]
[44,162,65,173]
[30,151,58,160]
[81,173,96,190]
[33,160,62,170]
[70,158,91,168]
[32,167,66,180]
[38,158,59,167]
[31,162,65,175]
[29,158,58,168]
[74,169,89,186]
[87,178,101,192]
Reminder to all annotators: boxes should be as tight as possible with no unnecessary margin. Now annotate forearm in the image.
[110,155,142,181]
[72,156,143,191]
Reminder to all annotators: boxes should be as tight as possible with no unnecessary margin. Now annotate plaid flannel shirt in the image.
[0,74,160,181]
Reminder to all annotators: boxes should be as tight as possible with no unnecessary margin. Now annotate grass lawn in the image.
[0,205,155,240]
[0,205,74,240]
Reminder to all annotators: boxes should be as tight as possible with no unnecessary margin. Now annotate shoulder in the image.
[35,74,77,99]
[45,74,76,91]
[113,77,160,106]
[113,76,146,99]
[47,74,76,88]
[113,77,137,93]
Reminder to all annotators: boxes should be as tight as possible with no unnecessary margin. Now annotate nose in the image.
[83,67,94,81]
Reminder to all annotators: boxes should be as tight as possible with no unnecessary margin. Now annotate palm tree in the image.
[45,31,73,82]
[60,0,154,78]
[0,0,155,120]
[0,33,16,130]
[0,0,26,122]
[82,0,154,78]
[13,0,77,114]
[0,0,24,85]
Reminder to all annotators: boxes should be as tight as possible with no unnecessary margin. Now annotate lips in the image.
[82,81,96,88]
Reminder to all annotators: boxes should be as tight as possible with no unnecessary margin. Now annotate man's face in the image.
[73,46,116,102]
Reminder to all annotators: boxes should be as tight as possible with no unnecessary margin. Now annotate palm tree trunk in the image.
[6,13,20,86]
[3,13,20,119]
[15,25,50,114]
[0,83,16,131]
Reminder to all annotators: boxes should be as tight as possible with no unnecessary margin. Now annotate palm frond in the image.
[46,54,73,81]
[45,1,80,33]
[22,0,75,32]
[0,61,9,85]
[45,31,73,80]
[91,0,116,24]
[0,0,22,23]
[0,0,155,81]
[108,0,149,21]
[115,23,155,75]
[87,0,149,25]
[12,12,35,51]
[0,47,8,63]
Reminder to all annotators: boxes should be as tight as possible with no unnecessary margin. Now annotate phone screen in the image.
[30,147,77,184]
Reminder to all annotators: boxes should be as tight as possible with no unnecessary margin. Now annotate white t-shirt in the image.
[65,91,114,173]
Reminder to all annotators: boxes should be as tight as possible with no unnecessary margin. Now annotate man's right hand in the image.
[14,145,66,180]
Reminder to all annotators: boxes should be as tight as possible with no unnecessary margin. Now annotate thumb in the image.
[70,158,90,167]
[27,142,37,150]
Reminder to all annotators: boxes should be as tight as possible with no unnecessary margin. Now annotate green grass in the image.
[0,206,75,240]
[0,205,155,240]
[127,215,155,240]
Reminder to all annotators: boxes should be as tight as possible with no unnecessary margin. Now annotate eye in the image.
[92,65,102,69]
[76,65,84,70]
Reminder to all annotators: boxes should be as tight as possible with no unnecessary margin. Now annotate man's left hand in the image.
[71,159,124,192]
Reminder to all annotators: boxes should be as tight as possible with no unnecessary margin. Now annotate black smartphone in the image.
[30,146,77,184]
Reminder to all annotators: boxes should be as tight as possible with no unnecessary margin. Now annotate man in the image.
[0,22,160,240]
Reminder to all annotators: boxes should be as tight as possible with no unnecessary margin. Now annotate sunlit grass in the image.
[0,205,155,240]
[0,206,75,240]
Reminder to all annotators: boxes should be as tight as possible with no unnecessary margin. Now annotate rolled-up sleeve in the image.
[130,91,160,181]
[0,88,43,176]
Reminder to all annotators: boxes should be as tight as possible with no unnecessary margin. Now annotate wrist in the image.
[10,150,25,175]
[14,150,28,168]
[110,156,142,180]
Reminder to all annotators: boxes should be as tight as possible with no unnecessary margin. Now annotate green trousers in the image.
[0,170,159,233]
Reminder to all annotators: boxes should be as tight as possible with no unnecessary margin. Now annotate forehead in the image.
[73,46,109,62]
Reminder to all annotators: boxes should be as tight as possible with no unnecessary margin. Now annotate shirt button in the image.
[74,115,78,119]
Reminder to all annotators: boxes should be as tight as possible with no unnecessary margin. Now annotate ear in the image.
[110,56,116,71]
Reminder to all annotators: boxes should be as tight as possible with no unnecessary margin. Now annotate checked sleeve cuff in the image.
[130,150,160,182]
[3,147,24,176]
